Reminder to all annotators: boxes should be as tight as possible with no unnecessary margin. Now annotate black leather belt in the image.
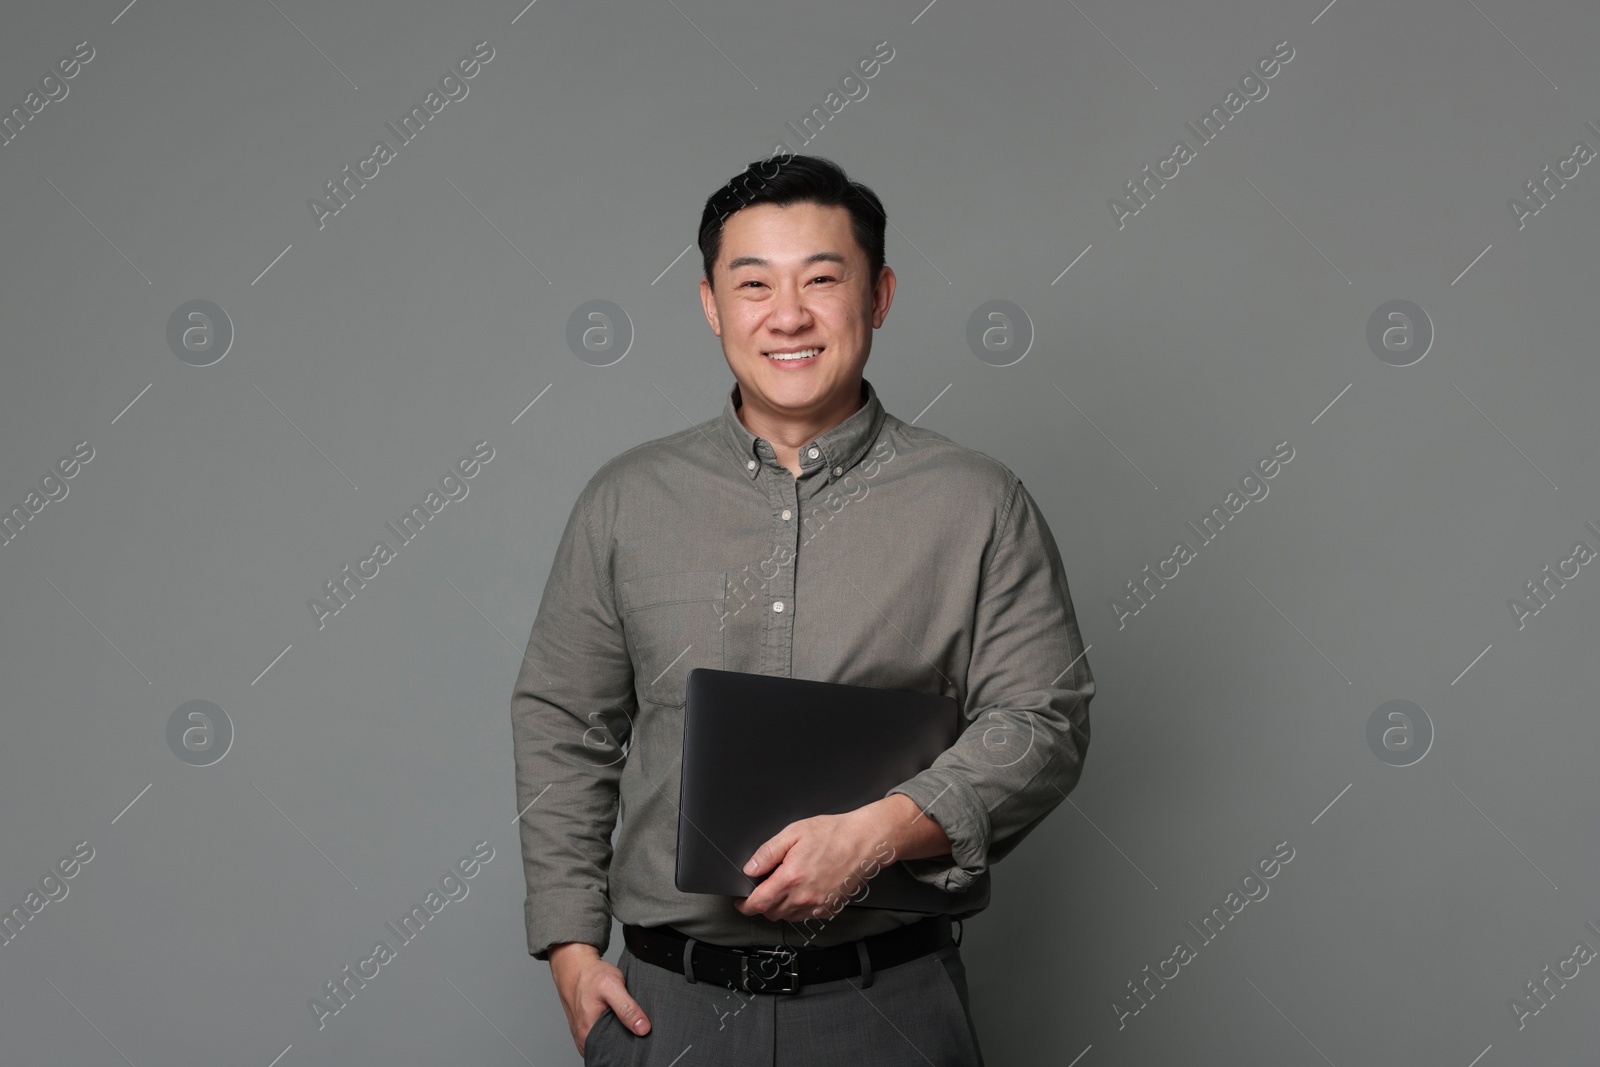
[623,915,952,994]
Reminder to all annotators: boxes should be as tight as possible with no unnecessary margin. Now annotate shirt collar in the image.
[720,377,888,481]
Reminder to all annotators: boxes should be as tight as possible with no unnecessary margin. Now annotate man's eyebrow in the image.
[724,251,848,272]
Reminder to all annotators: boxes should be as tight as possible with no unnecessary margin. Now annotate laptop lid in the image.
[675,667,990,914]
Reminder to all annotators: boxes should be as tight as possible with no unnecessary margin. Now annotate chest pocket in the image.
[617,571,726,708]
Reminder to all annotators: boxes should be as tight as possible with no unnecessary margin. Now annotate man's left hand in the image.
[733,793,949,922]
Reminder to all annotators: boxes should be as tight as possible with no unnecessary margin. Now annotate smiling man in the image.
[510,154,1095,1066]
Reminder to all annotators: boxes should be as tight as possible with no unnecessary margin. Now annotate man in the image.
[510,153,1094,1065]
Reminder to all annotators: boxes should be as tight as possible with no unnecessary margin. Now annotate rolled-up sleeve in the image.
[886,476,1094,890]
[509,480,637,960]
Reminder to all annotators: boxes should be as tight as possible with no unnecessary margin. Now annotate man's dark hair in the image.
[698,153,887,291]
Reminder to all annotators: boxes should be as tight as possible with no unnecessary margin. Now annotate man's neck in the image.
[736,381,866,478]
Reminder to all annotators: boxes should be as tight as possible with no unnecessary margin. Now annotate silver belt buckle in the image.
[740,945,800,993]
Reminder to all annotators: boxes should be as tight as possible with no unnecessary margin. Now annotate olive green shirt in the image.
[510,376,1094,959]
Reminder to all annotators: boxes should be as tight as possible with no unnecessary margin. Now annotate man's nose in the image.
[767,283,811,329]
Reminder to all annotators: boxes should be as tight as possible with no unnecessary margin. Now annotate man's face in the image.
[699,200,895,424]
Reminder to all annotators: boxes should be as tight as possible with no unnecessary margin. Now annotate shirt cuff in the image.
[885,769,990,892]
[526,887,612,961]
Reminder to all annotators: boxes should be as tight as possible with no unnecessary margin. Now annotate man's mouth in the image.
[764,346,822,363]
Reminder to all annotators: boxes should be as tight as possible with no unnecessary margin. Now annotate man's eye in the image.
[734,276,833,289]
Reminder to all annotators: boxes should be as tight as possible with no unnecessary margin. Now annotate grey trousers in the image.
[583,940,985,1066]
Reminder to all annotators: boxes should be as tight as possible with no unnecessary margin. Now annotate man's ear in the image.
[699,275,722,336]
[870,264,897,328]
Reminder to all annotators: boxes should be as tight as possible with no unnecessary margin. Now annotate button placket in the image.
[760,472,801,678]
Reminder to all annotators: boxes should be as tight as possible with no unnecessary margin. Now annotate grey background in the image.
[1,0,1595,1063]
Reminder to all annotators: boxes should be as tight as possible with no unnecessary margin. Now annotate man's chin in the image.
[760,376,826,403]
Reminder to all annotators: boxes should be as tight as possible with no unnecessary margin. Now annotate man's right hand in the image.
[549,941,652,1056]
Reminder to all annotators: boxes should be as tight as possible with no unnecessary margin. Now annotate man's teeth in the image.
[767,348,820,361]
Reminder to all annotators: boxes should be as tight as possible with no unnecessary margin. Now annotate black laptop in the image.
[675,667,990,913]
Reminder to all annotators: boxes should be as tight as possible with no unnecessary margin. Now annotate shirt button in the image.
[833,466,842,476]
[746,459,757,471]
[773,601,785,613]
[807,447,820,459]
[781,509,791,520]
